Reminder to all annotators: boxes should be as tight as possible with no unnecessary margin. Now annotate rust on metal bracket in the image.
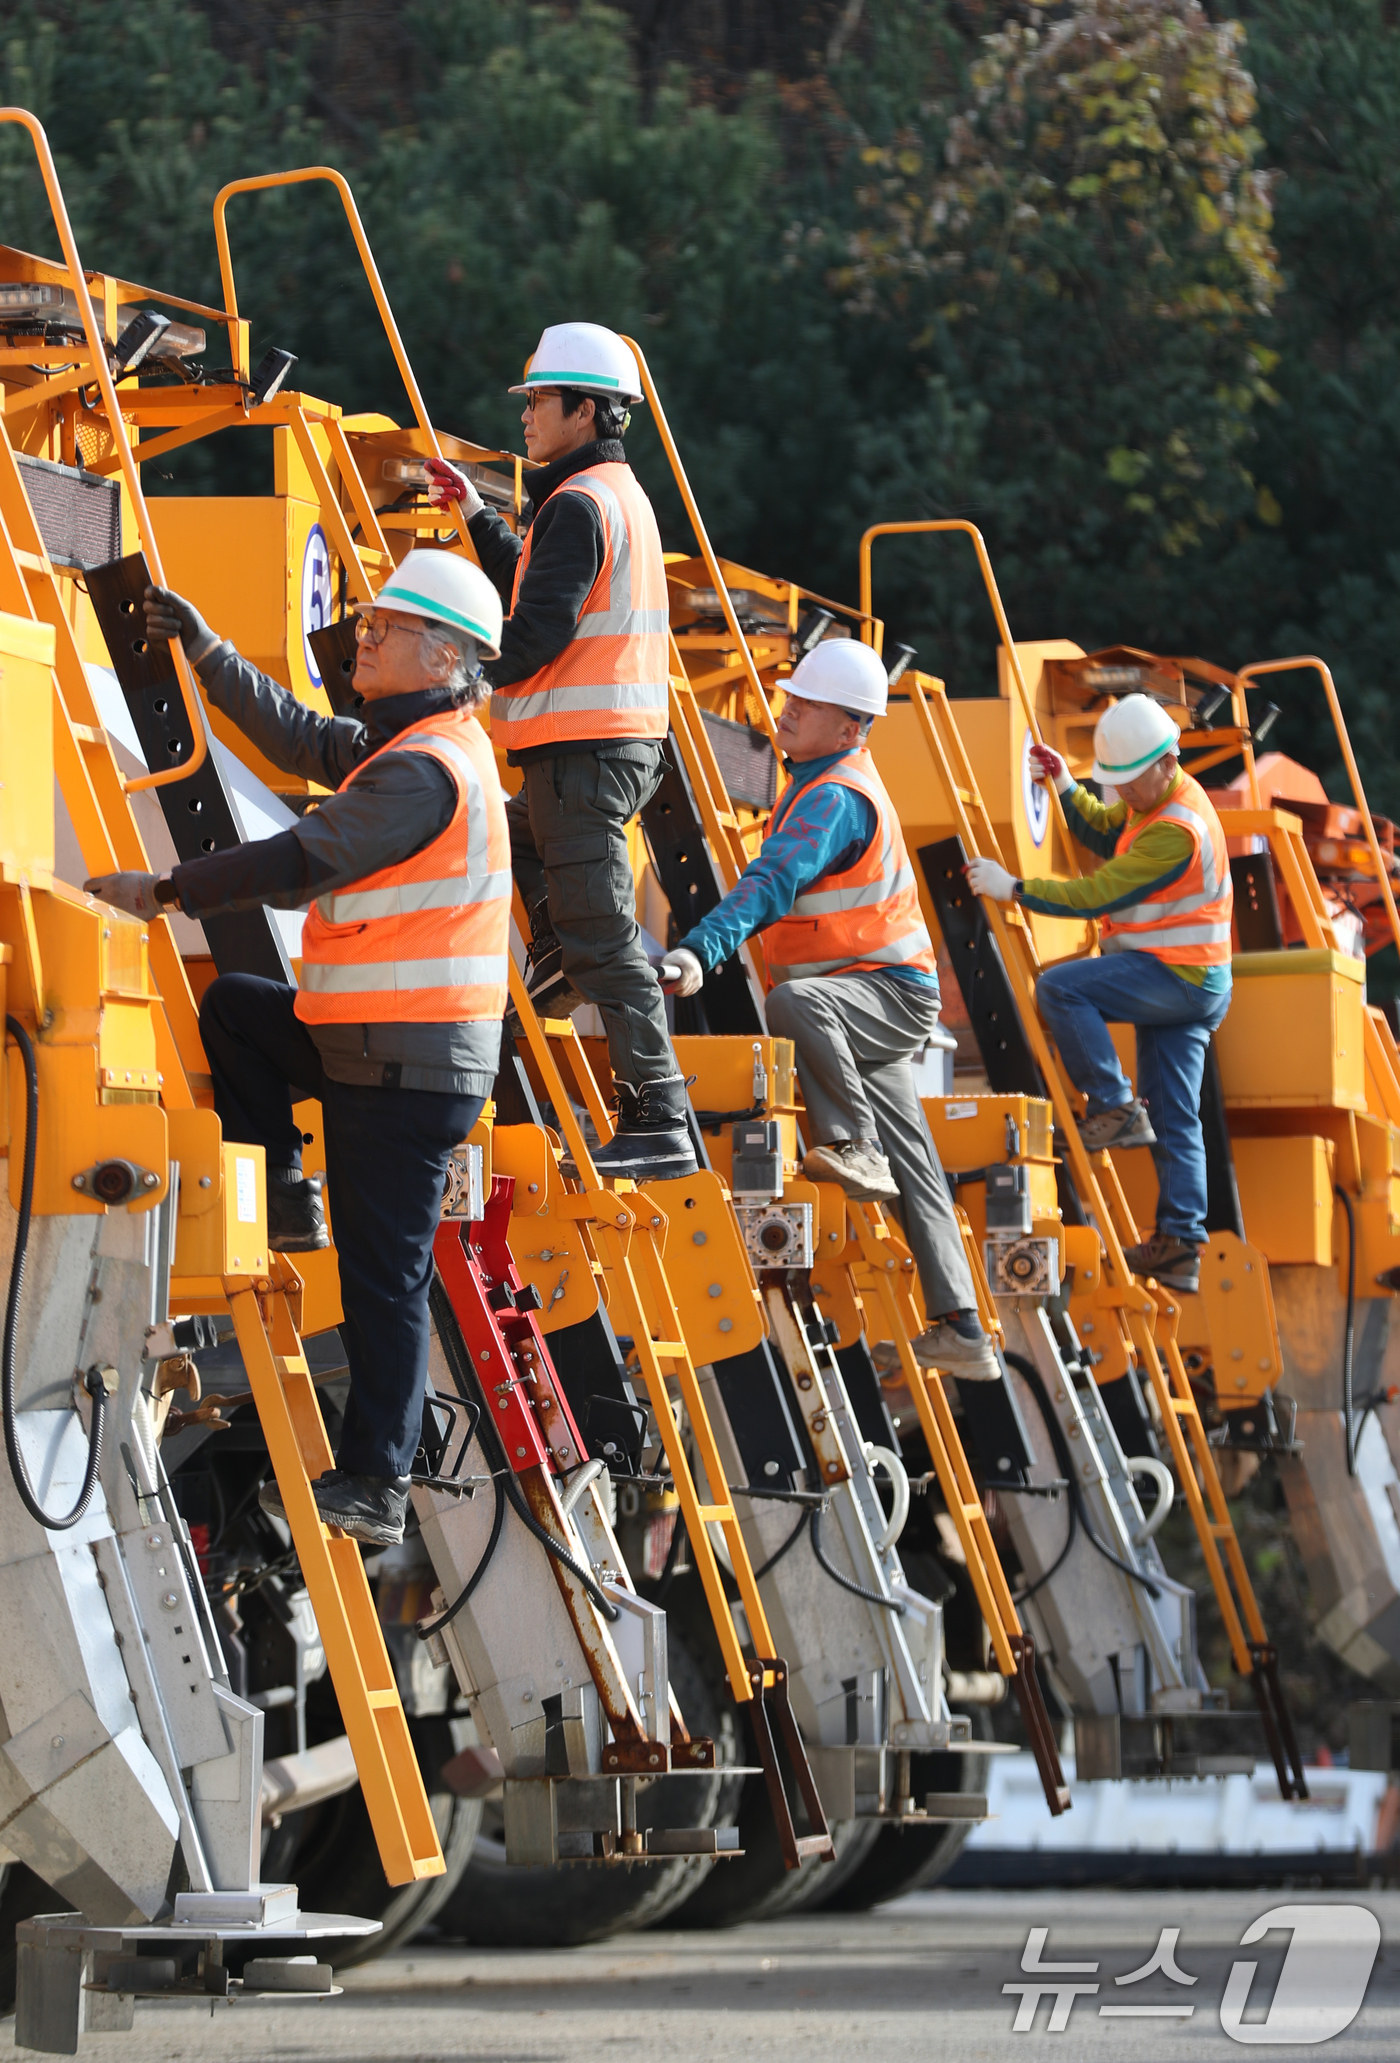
[746,1658,836,1870]
[1008,1631,1071,1815]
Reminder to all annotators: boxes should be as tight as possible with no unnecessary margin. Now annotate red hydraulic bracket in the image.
[432,1175,588,1482]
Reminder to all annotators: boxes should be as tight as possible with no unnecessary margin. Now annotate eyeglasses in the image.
[522,388,561,412]
[354,615,439,648]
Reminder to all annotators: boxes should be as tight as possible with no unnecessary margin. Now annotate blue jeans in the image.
[1035,951,1232,1246]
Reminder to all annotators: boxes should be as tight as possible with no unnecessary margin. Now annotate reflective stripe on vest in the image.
[489,462,670,751]
[295,709,510,1025]
[762,751,938,986]
[1098,770,1233,966]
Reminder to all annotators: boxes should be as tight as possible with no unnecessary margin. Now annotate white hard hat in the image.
[1092,692,1181,786]
[358,549,503,661]
[783,638,889,721]
[508,322,645,404]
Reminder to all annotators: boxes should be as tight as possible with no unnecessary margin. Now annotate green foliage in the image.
[817,1,1283,687]
[1233,0,1400,821]
[1,0,1399,823]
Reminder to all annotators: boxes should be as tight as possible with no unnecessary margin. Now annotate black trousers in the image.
[507,746,674,1083]
[200,975,483,1480]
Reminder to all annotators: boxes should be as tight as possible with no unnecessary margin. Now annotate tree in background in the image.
[825,0,1281,684]
[0,0,1397,817]
[1239,0,1400,815]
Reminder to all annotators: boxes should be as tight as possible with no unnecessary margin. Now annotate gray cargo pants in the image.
[507,744,675,1086]
[765,969,978,1319]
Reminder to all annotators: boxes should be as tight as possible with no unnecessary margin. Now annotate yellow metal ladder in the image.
[221,1259,444,1883]
[506,964,834,1865]
[901,641,1307,1798]
[0,114,445,1882]
[835,1195,1070,1810]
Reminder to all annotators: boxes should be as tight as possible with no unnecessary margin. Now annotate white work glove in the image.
[424,456,485,519]
[1028,742,1074,792]
[657,946,705,997]
[965,856,1019,902]
[83,871,170,920]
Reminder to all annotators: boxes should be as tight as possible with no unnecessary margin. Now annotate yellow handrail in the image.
[212,168,473,559]
[859,518,1080,873]
[1238,655,1400,961]
[621,334,778,743]
[0,108,209,796]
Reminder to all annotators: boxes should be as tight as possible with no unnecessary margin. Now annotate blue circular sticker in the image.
[1022,729,1050,848]
[301,523,332,688]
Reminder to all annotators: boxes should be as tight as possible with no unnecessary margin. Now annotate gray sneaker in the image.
[802,1139,900,1202]
[873,1315,1001,1381]
[1079,1099,1157,1151]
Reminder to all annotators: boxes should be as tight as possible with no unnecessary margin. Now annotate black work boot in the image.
[259,1467,346,1524]
[266,1166,329,1252]
[1123,1230,1201,1294]
[592,1076,699,1183]
[313,1472,411,1546]
[520,896,587,1022]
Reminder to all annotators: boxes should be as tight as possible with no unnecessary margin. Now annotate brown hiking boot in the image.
[1123,1231,1201,1294]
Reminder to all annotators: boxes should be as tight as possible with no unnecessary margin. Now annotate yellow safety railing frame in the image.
[0,107,208,796]
[212,167,475,562]
[1239,655,1400,960]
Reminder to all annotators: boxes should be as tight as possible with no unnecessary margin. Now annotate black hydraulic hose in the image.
[500,1465,621,1622]
[1003,1351,1161,1601]
[416,1467,506,1640]
[653,1504,689,1599]
[753,1505,811,1581]
[1337,1184,1358,1477]
[3,1017,106,1530]
[809,1504,905,1613]
[1016,1473,1078,1606]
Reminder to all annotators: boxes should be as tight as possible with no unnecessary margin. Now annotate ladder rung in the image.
[694,1504,734,1524]
[1170,1399,1196,1415]
[960,1503,986,1522]
[366,1690,401,1710]
[647,1340,687,1357]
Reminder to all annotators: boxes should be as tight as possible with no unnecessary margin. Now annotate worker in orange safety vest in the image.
[966,692,1233,1295]
[84,551,510,1547]
[427,322,695,1183]
[659,638,1001,1382]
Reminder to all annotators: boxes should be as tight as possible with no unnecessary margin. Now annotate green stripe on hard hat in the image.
[378,585,494,645]
[1097,740,1175,774]
[526,369,622,389]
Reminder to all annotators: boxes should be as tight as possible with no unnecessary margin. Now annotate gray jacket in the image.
[169,642,502,1096]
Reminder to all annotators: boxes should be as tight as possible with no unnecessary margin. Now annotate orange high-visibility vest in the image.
[489,460,670,753]
[1099,768,1233,966]
[762,749,939,985]
[296,707,510,1025]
